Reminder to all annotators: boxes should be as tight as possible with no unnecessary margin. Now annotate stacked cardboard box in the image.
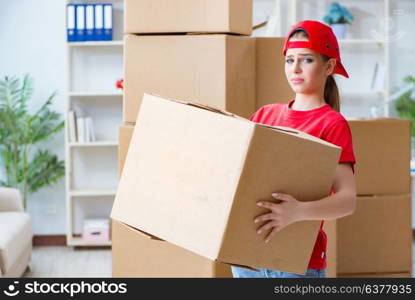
[114,0,254,278]
[254,37,295,109]
[122,0,255,124]
[326,119,413,278]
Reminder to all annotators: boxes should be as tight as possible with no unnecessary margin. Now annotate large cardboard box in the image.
[348,119,411,195]
[123,34,255,123]
[255,37,294,110]
[337,195,412,274]
[118,124,134,174]
[124,0,252,35]
[111,93,341,274]
[116,125,232,277]
[112,219,232,277]
[117,124,232,277]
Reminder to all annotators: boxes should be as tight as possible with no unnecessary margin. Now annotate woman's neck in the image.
[291,94,326,111]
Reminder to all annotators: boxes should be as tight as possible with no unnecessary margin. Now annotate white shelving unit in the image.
[64,0,124,247]
[68,91,123,97]
[67,40,124,47]
[69,141,119,147]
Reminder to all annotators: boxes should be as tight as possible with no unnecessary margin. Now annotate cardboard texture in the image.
[338,272,412,278]
[118,124,134,174]
[255,37,294,109]
[111,93,341,275]
[112,219,232,277]
[117,126,232,277]
[124,0,252,35]
[123,34,255,123]
[348,118,411,195]
[337,195,412,274]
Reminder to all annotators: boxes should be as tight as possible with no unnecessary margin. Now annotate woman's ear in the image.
[326,58,337,76]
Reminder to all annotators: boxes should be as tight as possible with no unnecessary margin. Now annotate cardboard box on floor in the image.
[124,0,252,35]
[123,34,255,123]
[112,219,232,277]
[337,194,412,274]
[255,37,294,110]
[348,119,411,195]
[111,93,341,274]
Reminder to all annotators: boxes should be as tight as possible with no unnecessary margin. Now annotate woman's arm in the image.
[255,163,356,243]
[300,162,357,221]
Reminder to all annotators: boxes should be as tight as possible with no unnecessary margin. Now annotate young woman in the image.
[231,20,357,278]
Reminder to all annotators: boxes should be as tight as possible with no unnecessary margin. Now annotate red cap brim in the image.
[334,61,349,78]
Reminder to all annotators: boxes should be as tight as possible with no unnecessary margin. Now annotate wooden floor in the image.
[23,246,111,278]
[23,241,415,278]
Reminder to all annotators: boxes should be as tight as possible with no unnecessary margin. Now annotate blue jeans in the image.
[231,266,327,278]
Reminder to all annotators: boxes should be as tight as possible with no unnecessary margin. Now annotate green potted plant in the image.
[323,2,354,39]
[0,74,65,210]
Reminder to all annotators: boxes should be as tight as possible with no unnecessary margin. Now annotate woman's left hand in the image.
[255,193,305,243]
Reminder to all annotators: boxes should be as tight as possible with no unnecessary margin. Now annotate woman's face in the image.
[284,44,336,95]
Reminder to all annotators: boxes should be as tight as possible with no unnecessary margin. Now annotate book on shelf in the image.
[94,4,104,41]
[68,110,77,142]
[85,116,96,142]
[85,4,95,41]
[66,4,76,42]
[74,116,96,143]
[103,4,113,41]
[75,4,86,41]
[70,102,96,143]
[76,117,86,143]
[371,62,385,91]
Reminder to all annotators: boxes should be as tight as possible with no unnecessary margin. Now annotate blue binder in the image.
[103,4,113,41]
[94,4,104,41]
[85,4,95,41]
[75,4,86,41]
[66,4,76,42]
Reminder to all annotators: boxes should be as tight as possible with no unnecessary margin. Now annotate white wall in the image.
[0,0,67,234]
[1,0,414,234]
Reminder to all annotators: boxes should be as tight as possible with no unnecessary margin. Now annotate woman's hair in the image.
[288,29,340,112]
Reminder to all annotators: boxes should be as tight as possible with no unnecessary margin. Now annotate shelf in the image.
[69,91,123,97]
[69,189,117,197]
[67,40,123,47]
[69,140,119,147]
[65,0,123,250]
[69,236,111,247]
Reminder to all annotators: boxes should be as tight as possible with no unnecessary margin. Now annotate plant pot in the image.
[331,23,347,39]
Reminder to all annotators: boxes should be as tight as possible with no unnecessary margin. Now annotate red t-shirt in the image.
[249,99,356,270]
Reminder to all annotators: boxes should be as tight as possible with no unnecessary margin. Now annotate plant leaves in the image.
[0,75,64,200]
[26,149,65,193]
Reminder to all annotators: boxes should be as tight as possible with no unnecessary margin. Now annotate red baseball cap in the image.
[283,20,349,78]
